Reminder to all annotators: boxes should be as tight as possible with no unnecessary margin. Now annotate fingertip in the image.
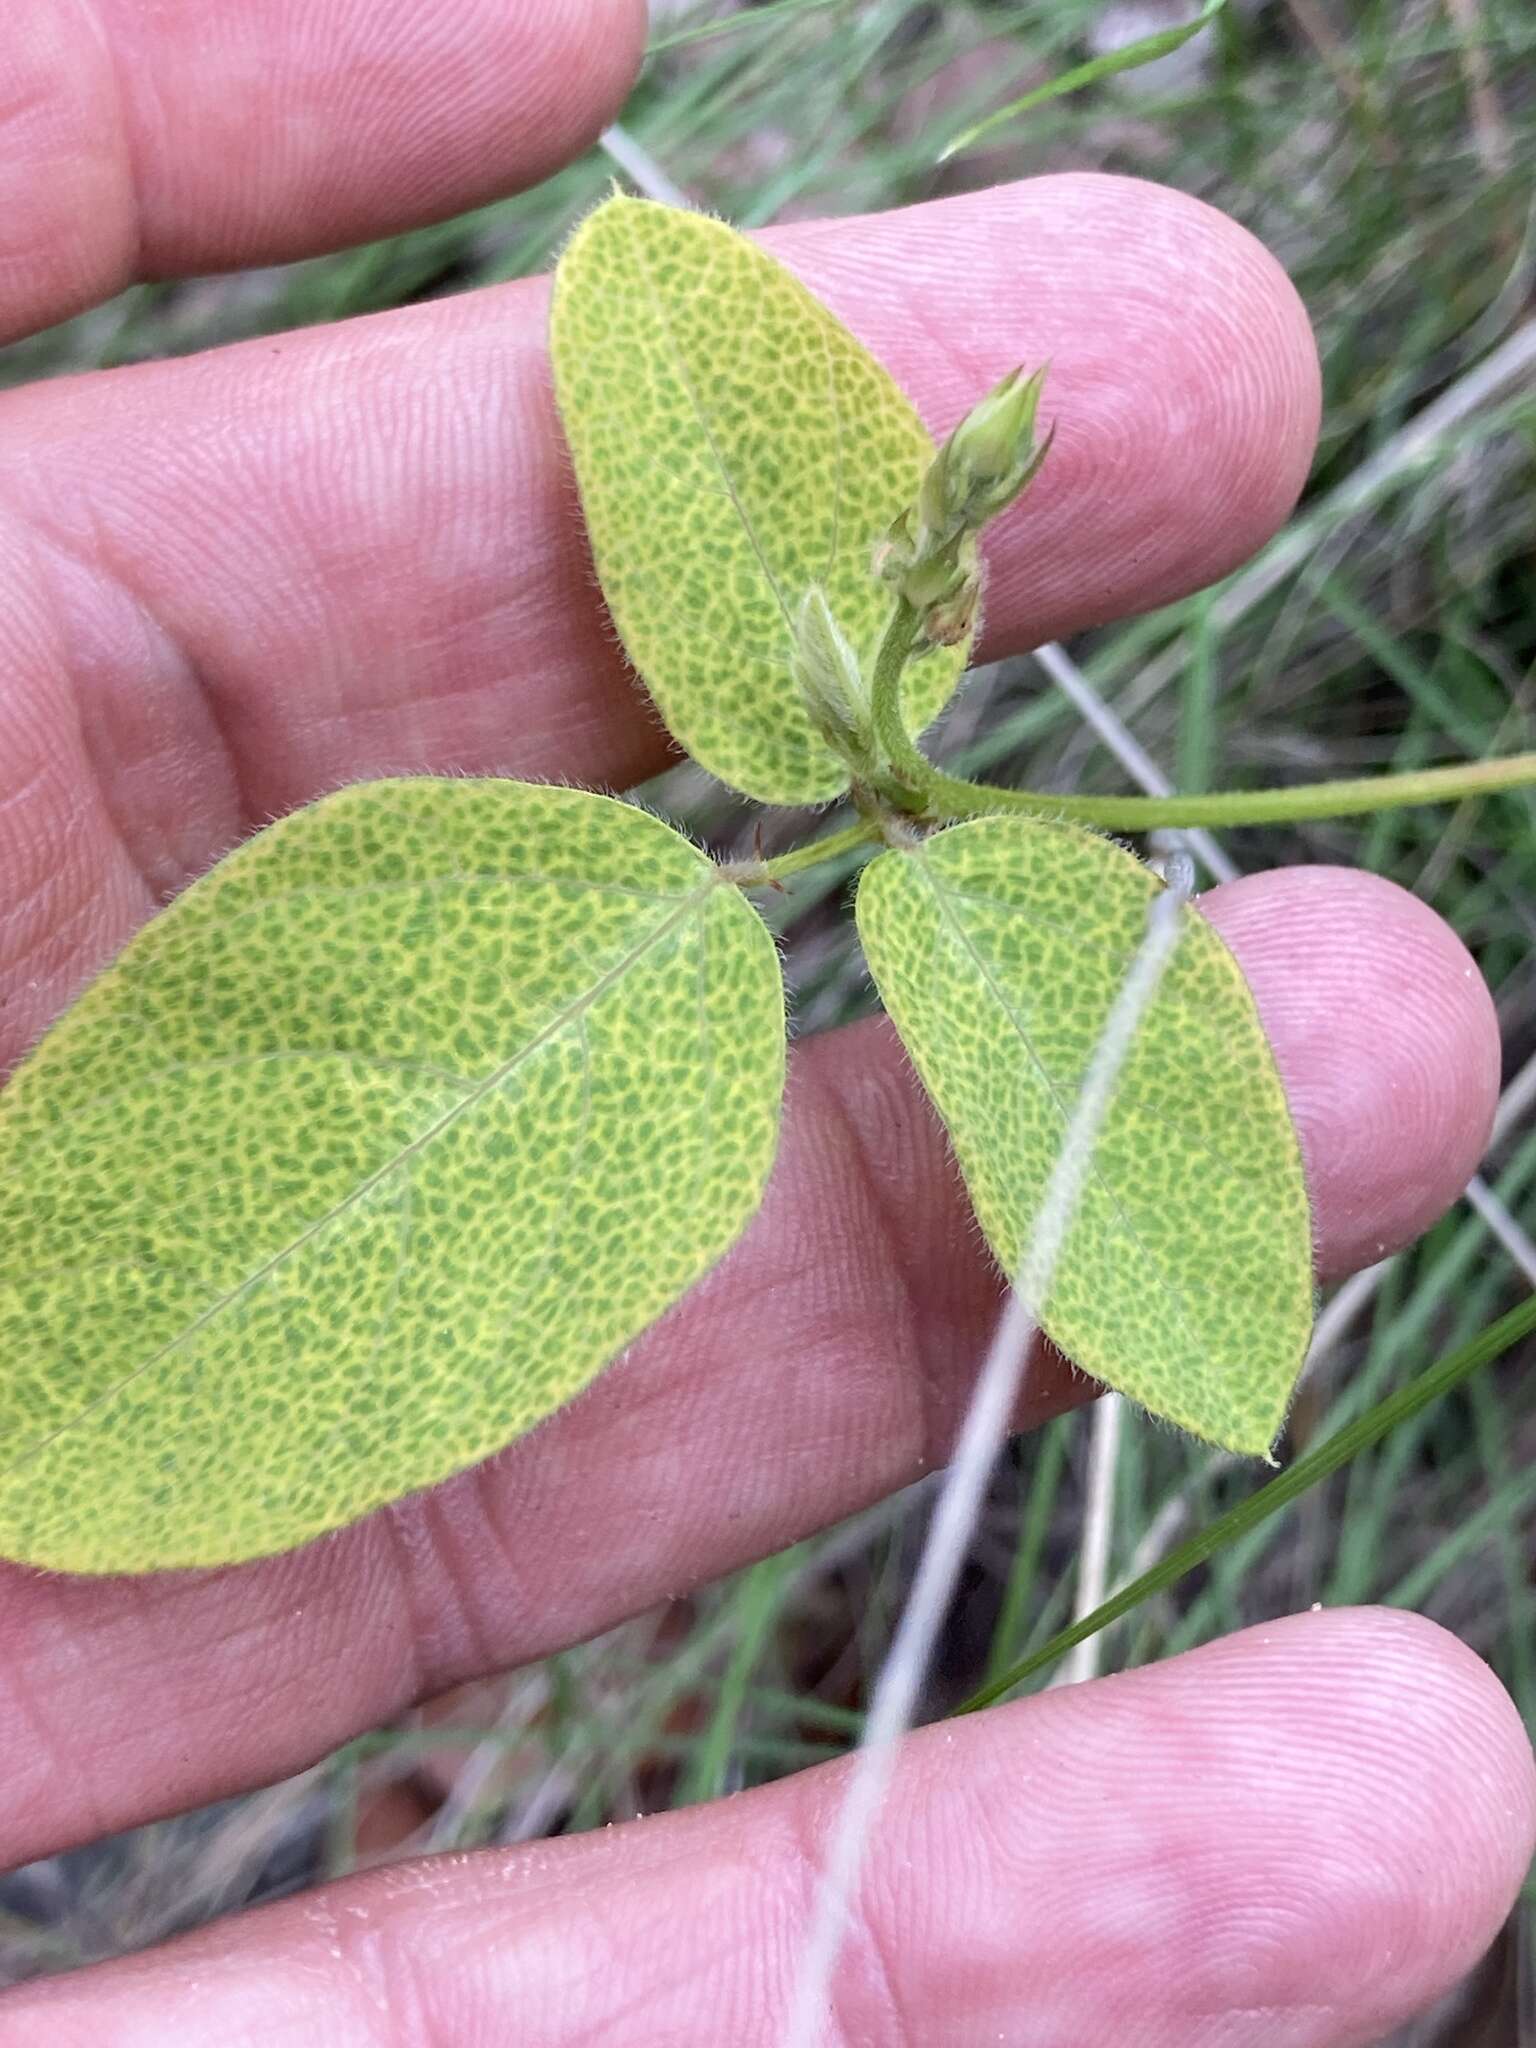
[773,172,1322,642]
[1202,1605,1536,2016]
[1311,1606,1536,1865]
[876,1604,1534,2044]
[505,0,650,193]
[101,0,651,288]
[981,173,1322,619]
[1202,866,1500,1276]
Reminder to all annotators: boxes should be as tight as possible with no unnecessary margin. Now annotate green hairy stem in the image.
[865,594,1536,838]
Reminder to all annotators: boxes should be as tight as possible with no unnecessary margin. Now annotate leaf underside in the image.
[0,780,786,1572]
[857,819,1314,1455]
[550,195,970,806]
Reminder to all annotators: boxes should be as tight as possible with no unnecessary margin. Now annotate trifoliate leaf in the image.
[857,819,1313,1454]
[0,780,785,1571]
[550,195,969,804]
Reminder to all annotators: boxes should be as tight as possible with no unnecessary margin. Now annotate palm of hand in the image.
[0,6,1526,2044]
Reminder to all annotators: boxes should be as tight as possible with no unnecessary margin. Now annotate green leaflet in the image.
[857,819,1313,1455]
[0,780,785,1571]
[550,196,970,805]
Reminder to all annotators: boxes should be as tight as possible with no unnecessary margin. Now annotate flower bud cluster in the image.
[877,365,1051,647]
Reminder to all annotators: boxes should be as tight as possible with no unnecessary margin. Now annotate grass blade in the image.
[939,0,1228,160]
[957,1291,1536,1715]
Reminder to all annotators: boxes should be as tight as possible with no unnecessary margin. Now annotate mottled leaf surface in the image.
[858,820,1313,1454]
[0,781,785,1571]
[550,196,969,804]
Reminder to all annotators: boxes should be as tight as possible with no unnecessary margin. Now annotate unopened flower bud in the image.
[792,586,872,761]
[950,364,1045,488]
[917,364,1051,544]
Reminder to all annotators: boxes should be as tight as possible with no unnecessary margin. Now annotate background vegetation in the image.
[3,3,1534,2039]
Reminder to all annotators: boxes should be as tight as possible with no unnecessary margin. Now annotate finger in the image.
[1200,867,1500,1276]
[0,866,1496,1867]
[2,0,648,339]
[2,1611,1528,2047]
[0,173,1318,1051]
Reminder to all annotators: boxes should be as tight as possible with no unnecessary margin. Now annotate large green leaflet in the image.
[857,819,1314,1454]
[550,196,970,805]
[0,780,785,1571]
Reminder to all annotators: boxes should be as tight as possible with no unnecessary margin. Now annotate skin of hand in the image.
[0,4,1530,2044]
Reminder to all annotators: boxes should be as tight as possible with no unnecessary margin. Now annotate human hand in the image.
[0,5,1529,2042]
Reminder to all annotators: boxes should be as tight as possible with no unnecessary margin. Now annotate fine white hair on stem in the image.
[778,855,1196,2048]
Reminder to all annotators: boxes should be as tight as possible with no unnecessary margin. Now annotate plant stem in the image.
[868,595,929,800]
[722,819,879,888]
[917,751,1536,831]
[954,1290,1536,1716]
[868,593,1536,830]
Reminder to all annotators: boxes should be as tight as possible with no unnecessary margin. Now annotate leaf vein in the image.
[629,222,796,639]
[1,887,714,1478]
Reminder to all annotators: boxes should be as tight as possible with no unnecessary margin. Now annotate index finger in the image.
[0,175,1318,1063]
[3,0,647,339]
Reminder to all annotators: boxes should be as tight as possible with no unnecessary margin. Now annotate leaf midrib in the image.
[4,883,714,1476]
[916,855,1207,1358]
[628,222,798,640]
